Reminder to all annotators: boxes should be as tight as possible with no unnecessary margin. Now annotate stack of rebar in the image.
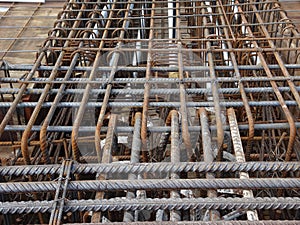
[0,0,300,224]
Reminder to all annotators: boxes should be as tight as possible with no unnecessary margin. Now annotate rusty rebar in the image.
[1,0,300,223]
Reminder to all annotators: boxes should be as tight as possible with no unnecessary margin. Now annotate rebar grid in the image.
[0,0,300,224]
[0,2,64,59]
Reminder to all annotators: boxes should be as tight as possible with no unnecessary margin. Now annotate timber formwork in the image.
[0,0,300,224]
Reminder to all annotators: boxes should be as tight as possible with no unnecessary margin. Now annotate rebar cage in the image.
[0,0,300,224]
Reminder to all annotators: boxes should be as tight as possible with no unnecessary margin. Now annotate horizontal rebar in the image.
[4,122,300,133]
[0,101,299,108]
[1,0,300,223]
[67,221,300,225]
[0,197,299,214]
[1,86,300,95]
[2,76,300,85]
[2,63,300,71]
[0,161,298,177]
[0,178,299,194]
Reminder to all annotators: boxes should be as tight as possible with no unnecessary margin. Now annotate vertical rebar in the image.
[199,107,220,221]
[92,113,117,222]
[227,107,259,221]
[123,112,142,222]
[40,1,106,164]
[94,0,135,162]
[72,0,117,162]
[141,1,155,163]
[0,2,72,139]
[215,0,254,161]
[170,110,181,221]
[22,2,87,165]
[175,1,193,161]
[201,1,224,162]
[235,0,296,163]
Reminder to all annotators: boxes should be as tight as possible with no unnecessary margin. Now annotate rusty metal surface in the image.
[0,0,300,224]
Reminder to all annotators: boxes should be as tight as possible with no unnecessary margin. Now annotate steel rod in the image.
[0,161,299,176]
[0,197,299,214]
[0,178,299,194]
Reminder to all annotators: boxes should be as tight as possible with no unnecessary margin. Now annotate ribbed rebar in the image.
[0,161,299,177]
[66,222,300,225]
[0,197,299,214]
[0,178,299,194]
[1,0,300,223]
